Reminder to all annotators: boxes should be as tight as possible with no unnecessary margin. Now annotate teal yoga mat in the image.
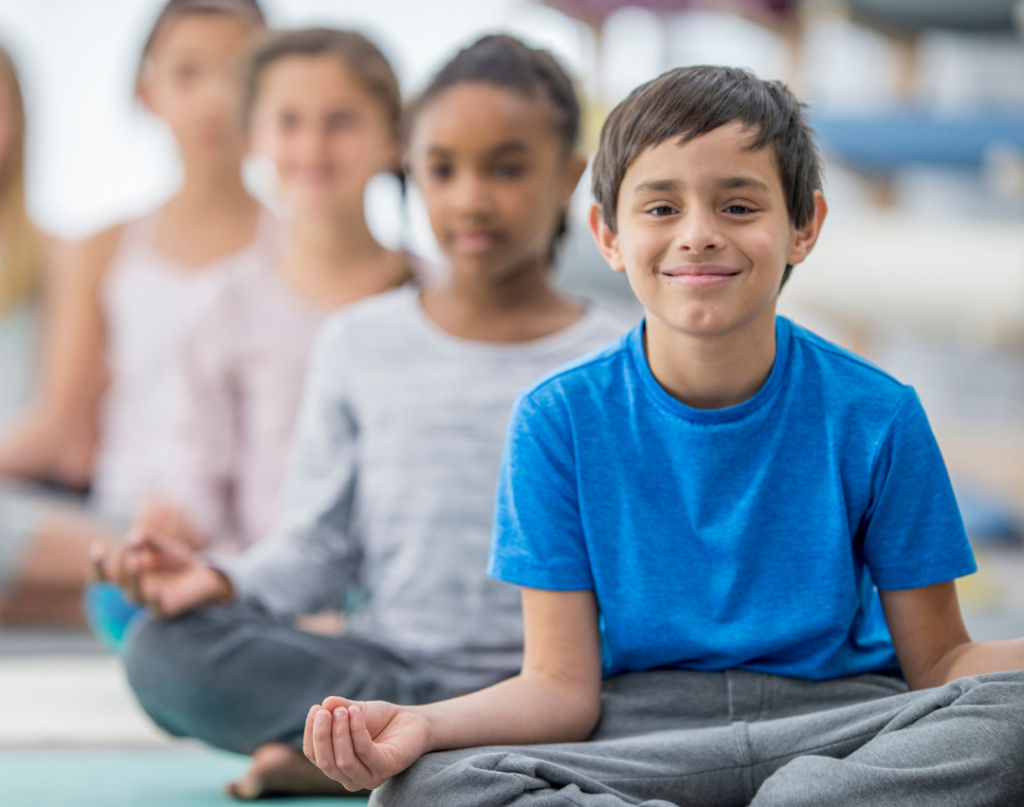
[0,749,370,807]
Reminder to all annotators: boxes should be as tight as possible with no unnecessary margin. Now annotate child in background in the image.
[101,35,626,800]
[0,0,269,623]
[88,28,414,647]
[0,44,99,624]
[303,67,1024,807]
[128,28,412,553]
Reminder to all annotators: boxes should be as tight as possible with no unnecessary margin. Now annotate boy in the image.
[304,66,1024,805]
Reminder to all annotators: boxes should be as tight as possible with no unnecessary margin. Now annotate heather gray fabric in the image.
[124,601,509,755]
[371,668,1024,807]
[219,286,627,675]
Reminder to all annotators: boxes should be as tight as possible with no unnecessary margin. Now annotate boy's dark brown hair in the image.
[242,28,402,141]
[592,65,821,287]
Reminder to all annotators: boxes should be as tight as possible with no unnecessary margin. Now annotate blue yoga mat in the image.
[0,749,369,807]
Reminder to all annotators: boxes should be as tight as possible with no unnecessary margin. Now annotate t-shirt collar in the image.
[627,315,791,424]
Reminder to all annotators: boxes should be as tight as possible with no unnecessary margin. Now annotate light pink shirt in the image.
[160,257,327,551]
[92,207,280,523]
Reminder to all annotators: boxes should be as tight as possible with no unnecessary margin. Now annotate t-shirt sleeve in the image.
[487,388,594,591]
[862,388,977,590]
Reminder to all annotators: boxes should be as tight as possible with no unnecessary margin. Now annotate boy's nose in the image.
[674,209,725,254]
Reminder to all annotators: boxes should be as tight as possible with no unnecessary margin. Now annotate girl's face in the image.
[409,83,584,283]
[249,55,399,216]
[139,13,257,163]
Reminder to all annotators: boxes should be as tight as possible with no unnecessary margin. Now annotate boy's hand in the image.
[304,696,432,791]
[90,529,232,618]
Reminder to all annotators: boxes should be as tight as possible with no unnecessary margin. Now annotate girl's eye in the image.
[173,64,201,83]
[278,112,300,131]
[326,112,355,131]
[493,163,526,179]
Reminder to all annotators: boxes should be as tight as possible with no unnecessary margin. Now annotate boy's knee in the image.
[371,750,532,807]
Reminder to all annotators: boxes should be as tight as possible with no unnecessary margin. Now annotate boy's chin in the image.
[647,302,773,340]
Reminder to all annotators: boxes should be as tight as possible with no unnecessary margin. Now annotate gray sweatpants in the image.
[122,602,516,755]
[371,668,1024,807]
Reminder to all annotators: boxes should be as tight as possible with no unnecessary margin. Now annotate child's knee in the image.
[371,750,530,807]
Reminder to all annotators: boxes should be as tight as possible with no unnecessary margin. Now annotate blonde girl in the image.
[0,0,268,623]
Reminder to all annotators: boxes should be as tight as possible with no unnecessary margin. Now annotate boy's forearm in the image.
[928,638,1024,687]
[411,672,601,753]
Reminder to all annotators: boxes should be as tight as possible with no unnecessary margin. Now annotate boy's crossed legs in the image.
[371,668,1024,807]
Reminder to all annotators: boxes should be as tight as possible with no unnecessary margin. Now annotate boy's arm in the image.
[305,587,603,792]
[881,581,1024,689]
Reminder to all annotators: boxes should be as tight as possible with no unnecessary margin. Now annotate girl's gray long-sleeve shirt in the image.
[222,285,628,674]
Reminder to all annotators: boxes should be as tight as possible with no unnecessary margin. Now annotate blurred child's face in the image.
[139,13,256,163]
[0,81,16,172]
[249,55,399,215]
[592,122,824,339]
[409,83,583,282]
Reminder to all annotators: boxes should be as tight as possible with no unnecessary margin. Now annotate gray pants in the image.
[372,668,1024,807]
[123,602,515,755]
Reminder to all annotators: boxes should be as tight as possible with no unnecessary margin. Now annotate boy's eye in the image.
[724,204,753,215]
[278,112,300,130]
[648,205,677,217]
[493,163,526,179]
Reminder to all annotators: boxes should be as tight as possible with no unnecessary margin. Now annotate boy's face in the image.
[591,122,825,340]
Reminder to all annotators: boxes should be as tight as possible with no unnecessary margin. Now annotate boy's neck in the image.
[421,260,584,344]
[643,302,778,410]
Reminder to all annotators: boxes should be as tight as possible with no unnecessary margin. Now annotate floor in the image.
[0,629,368,807]
[0,547,1020,807]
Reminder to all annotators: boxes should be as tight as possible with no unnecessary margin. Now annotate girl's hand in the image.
[90,529,231,617]
[304,696,432,791]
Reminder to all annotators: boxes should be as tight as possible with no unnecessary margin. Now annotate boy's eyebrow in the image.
[716,176,769,192]
[632,177,771,195]
[633,179,682,195]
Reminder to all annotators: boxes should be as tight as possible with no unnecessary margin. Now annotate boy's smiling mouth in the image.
[660,264,741,288]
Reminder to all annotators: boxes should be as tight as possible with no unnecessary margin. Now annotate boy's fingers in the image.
[302,705,319,762]
[348,704,386,773]
[311,709,354,788]
[332,707,373,785]
[322,695,351,711]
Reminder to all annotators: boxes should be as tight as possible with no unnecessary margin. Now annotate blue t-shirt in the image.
[488,317,976,680]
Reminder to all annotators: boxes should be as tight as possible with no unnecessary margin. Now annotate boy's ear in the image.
[588,202,626,274]
[787,190,828,267]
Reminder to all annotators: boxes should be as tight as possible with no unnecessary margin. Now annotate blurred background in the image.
[1,0,1022,803]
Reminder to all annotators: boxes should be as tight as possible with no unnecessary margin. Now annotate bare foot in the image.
[227,742,367,800]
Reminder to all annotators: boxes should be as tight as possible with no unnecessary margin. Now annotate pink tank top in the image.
[91,206,280,522]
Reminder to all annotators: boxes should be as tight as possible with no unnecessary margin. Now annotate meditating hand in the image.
[304,696,431,791]
[90,528,231,617]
